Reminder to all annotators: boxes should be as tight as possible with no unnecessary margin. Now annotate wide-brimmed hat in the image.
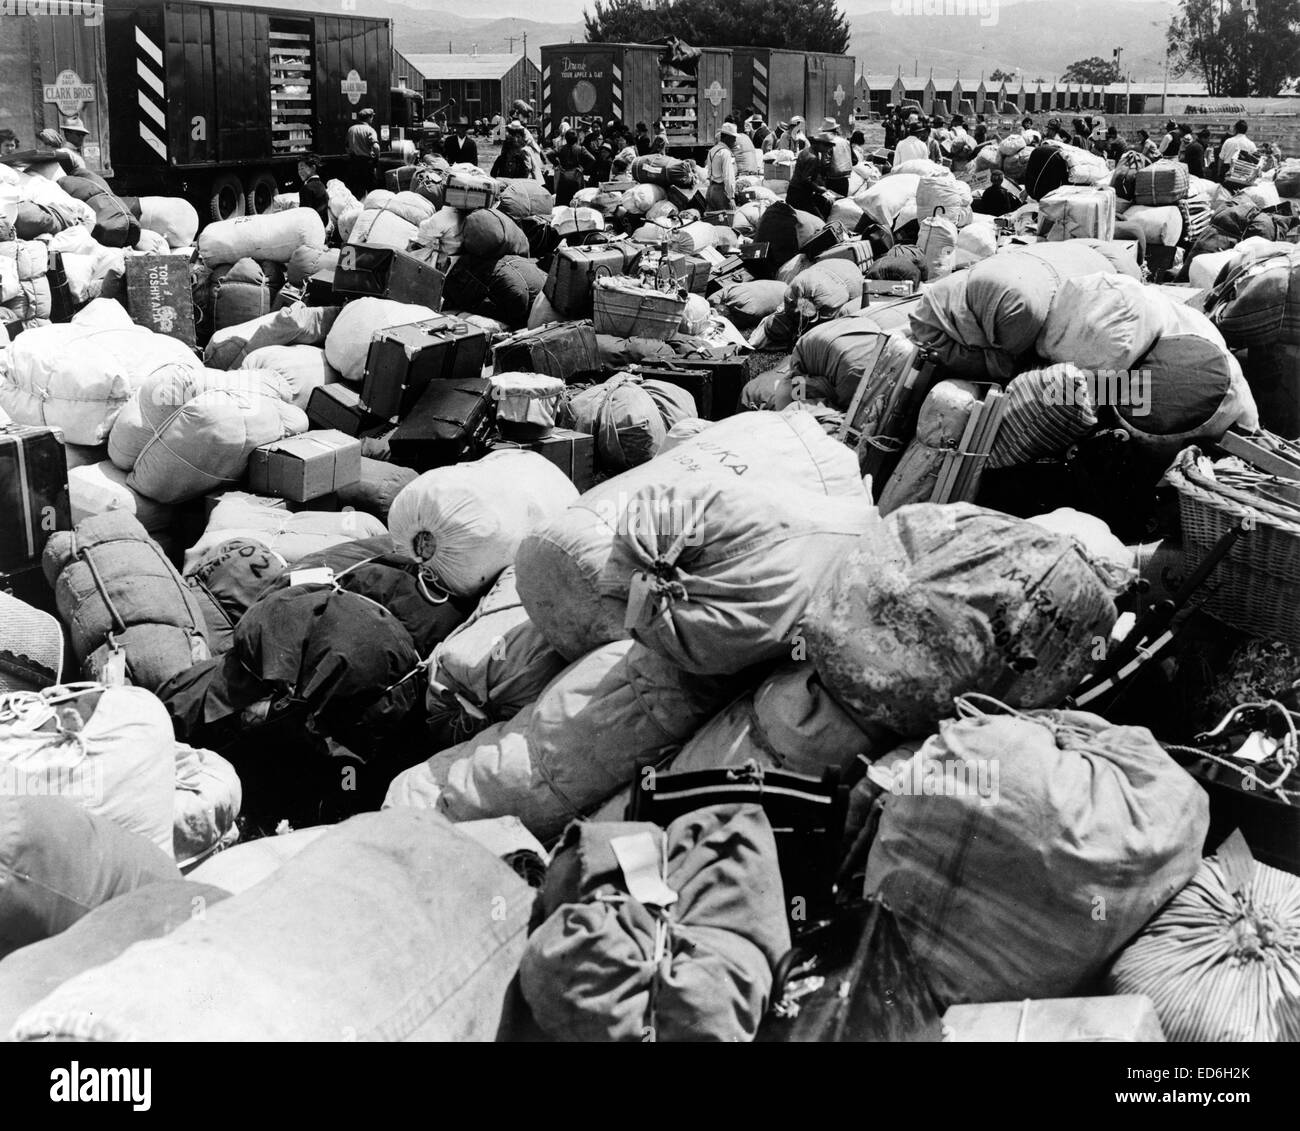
[790,115,805,127]
[719,121,738,138]
[819,117,840,133]
[507,119,525,132]
[455,116,469,127]
[62,116,89,135]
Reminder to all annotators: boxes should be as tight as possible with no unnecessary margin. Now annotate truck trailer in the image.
[540,43,733,155]
[1,1,406,222]
[103,0,392,220]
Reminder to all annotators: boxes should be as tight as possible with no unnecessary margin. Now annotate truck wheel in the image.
[209,174,246,222]
[246,171,279,216]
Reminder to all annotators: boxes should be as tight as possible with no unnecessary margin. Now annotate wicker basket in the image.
[592,277,688,341]
[1167,446,1300,644]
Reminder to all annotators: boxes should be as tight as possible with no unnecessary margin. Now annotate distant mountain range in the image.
[228,0,1183,81]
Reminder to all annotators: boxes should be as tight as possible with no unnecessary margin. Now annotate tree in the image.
[585,0,851,54]
[1060,57,1122,85]
[1167,0,1300,97]
[989,68,1016,82]
[584,0,670,45]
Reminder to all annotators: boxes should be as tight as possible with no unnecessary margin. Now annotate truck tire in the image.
[245,170,279,216]
[209,173,246,222]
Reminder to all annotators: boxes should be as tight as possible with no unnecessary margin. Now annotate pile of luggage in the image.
[1,137,1298,1045]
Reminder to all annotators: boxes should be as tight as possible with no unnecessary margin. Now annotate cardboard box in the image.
[125,254,197,348]
[247,430,362,503]
[492,428,595,493]
[333,244,446,308]
[360,316,489,423]
[942,996,1166,1043]
[0,423,70,572]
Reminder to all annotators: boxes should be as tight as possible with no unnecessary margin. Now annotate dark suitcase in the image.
[706,254,755,296]
[360,316,490,423]
[0,423,70,573]
[628,364,714,420]
[489,427,596,493]
[0,562,58,617]
[799,221,849,259]
[544,244,635,318]
[492,320,602,384]
[518,215,563,264]
[666,184,706,213]
[124,254,198,349]
[305,384,389,438]
[333,244,446,309]
[46,250,75,323]
[387,377,495,471]
[304,269,337,306]
[642,352,770,418]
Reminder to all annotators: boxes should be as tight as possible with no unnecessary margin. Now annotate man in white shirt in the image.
[1218,119,1257,171]
[779,116,809,153]
[706,122,738,210]
[731,116,760,175]
[892,122,929,168]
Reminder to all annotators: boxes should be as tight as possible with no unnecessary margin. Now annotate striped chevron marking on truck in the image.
[753,57,767,117]
[612,62,621,122]
[541,63,550,124]
[135,24,168,161]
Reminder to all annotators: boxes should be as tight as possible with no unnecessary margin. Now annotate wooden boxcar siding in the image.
[731,48,805,127]
[817,54,855,133]
[210,4,268,165]
[0,13,112,174]
[540,44,658,135]
[695,48,732,144]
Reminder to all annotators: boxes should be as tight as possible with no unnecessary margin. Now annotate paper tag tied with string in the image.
[611,832,677,908]
[289,567,335,588]
[100,646,128,688]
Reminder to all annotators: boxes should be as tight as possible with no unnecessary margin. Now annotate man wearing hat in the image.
[749,114,773,153]
[779,115,809,153]
[442,117,477,167]
[345,107,380,196]
[818,116,841,136]
[707,121,738,211]
[36,116,89,172]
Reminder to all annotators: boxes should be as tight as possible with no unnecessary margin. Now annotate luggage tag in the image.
[100,644,128,688]
[611,831,678,909]
[289,566,335,588]
[696,246,726,268]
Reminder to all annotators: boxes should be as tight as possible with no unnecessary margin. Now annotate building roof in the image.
[402,54,524,81]
[860,74,903,87]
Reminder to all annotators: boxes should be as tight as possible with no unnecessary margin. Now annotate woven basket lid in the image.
[489,372,565,398]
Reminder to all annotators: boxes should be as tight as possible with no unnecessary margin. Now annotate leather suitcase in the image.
[333,244,446,308]
[0,423,71,573]
[629,364,714,420]
[817,239,873,267]
[388,377,495,471]
[306,384,389,438]
[800,222,849,259]
[360,316,489,423]
[125,254,198,348]
[492,320,602,384]
[544,244,635,318]
[304,269,338,306]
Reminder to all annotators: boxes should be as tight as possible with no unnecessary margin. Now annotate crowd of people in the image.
[881,104,1280,187]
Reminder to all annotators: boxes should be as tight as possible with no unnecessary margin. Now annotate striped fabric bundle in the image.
[1107,833,1300,1042]
[1178,192,1212,248]
[987,364,1098,470]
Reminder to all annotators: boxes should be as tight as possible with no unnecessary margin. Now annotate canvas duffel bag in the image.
[1132,159,1189,206]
